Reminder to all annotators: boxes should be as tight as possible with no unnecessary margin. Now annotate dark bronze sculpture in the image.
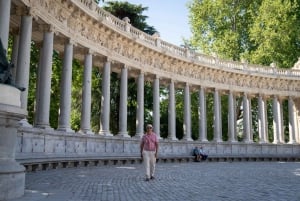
[0,38,25,91]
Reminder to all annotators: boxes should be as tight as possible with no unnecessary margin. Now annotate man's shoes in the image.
[145,178,150,181]
[150,176,155,180]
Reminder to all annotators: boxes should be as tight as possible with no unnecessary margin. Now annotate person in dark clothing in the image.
[193,146,201,162]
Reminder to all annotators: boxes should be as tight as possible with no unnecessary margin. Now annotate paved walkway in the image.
[10,162,300,201]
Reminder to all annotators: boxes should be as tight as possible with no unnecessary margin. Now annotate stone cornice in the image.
[12,0,300,97]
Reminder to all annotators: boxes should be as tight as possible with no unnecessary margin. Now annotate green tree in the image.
[103,1,157,35]
[188,0,300,66]
[49,51,62,129]
[246,0,300,67]
[70,59,84,131]
[188,0,257,60]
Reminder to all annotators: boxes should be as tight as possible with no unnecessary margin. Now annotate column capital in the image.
[34,24,57,34]
[273,95,285,102]
[154,74,160,80]
[138,69,145,75]
[66,38,76,46]
[86,48,95,55]
[105,57,113,63]
[200,85,206,90]
[228,89,237,95]
[258,93,265,98]
[121,64,129,69]
[288,96,295,101]
[14,5,31,16]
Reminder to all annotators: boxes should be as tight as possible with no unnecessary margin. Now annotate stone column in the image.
[258,94,268,143]
[228,91,237,142]
[135,72,144,137]
[153,76,161,138]
[11,34,19,78]
[213,89,222,142]
[0,84,27,200]
[34,31,54,129]
[57,40,74,133]
[198,86,207,141]
[15,16,32,118]
[272,96,284,144]
[288,97,297,144]
[80,52,93,134]
[168,80,177,140]
[243,93,252,143]
[118,66,129,137]
[0,0,11,50]
[279,99,284,143]
[99,60,112,136]
[183,83,192,141]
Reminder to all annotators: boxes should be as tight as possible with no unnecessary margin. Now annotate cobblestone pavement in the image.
[9,162,300,201]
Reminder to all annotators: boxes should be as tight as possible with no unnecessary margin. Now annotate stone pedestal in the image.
[0,84,27,200]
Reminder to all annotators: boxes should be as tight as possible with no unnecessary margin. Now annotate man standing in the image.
[140,124,159,181]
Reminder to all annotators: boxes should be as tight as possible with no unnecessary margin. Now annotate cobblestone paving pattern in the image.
[9,162,300,201]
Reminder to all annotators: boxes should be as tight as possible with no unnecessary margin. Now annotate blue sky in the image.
[100,0,192,46]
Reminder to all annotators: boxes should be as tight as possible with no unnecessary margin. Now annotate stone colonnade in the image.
[2,1,300,200]
[1,0,300,145]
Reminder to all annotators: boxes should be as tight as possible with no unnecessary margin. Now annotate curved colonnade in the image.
[2,0,300,162]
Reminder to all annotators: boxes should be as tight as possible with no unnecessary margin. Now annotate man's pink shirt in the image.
[142,132,158,151]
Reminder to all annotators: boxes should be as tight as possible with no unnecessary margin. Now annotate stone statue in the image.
[0,38,25,91]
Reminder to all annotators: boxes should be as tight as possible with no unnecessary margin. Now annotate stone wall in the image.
[16,127,300,161]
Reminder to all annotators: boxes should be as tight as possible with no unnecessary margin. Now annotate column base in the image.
[259,140,267,144]
[117,131,130,138]
[214,139,223,143]
[288,140,297,144]
[134,132,143,138]
[79,129,94,135]
[18,118,32,127]
[183,137,193,141]
[0,160,25,200]
[57,127,75,133]
[35,124,54,130]
[99,130,113,136]
[168,137,178,141]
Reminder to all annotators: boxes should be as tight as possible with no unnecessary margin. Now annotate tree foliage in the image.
[246,0,300,67]
[102,1,157,35]
[188,0,300,67]
[188,0,256,60]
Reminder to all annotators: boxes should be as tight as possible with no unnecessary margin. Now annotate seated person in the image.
[199,146,208,161]
[193,146,201,162]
